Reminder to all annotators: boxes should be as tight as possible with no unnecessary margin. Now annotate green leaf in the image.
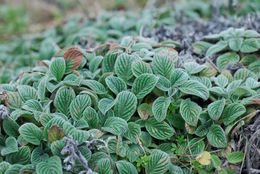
[1,137,18,156]
[36,156,62,174]
[31,147,49,165]
[211,154,222,169]
[179,80,209,100]
[116,160,138,174]
[3,118,19,137]
[227,151,244,164]
[216,53,240,70]
[5,92,22,109]
[124,122,141,143]
[169,164,183,174]
[102,49,121,72]
[17,85,37,101]
[132,73,158,99]
[105,75,127,94]
[152,97,171,122]
[207,99,225,120]
[19,123,43,145]
[6,146,30,164]
[70,94,91,120]
[83,107,100,128]
[0,161,11,174]
[50,58,66,81]
[98,98,115,115]
[131,60,152,77]
[206,41,228,56]
[22,99,43,112]
[222,103,246,125]
[184,62,206,74]
[152,51,175,78]
[114,53,134,81]
[170,68,189,87]
[228,38,243,51]
[146,150,170,174]
[240,38,259,53]
[156,75,171,91]
[114,91,137,120]
[102,117,128,136]
[214,74,228,88]
[137,103,152,120]
[98,158,113,174]
[54,86,75,116]
[4,164,23,174]
[145,118,174,140]
[81,80,107,94]
[180,99,202,127]
[207,124,227,148]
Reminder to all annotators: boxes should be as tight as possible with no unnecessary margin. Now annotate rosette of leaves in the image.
[0,38,259,174]
[192,28,260,77]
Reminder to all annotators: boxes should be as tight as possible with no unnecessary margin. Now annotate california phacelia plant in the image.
[0,34,259,174]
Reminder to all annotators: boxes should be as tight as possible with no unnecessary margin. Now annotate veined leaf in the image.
[31,147,49,165]
[240,38,259,53]
[124,122,141,143]
[228,38,243,51]
[180,99,202,127]
[19,123,43,145]
[17,85,37,101]
[116,160,138,174]
[105,75,127,94]
[1,136,18,156]
[132,73,158,99]
[206,40,228,56]
[102,117,128,136]
[152,51,175,78]
[81,80,107,94]
[70,94,91,120]
[50,58,66,81]
[36,156,62,174]
[6,146,30,164]
[207,99,225,120]
[216,52,240,70]
[114,91,137,120]
[54,86,75,116]
[98,158,113,174]
[114,53,134,81]
[227,151,244,164]
[222,103,246,125]
[146,150,170,174]
[152,97,171,122]
[98,98,115,115]
[145,118,174,140]
[170,69,189,87]
[184,62,206,74]
[179,80,209,100]
[207,124,227,148]
[131,60,152,77]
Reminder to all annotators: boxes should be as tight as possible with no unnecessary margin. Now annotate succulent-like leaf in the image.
[152,97,171,122]
[114,91,137,120]
[50,58,66,81]
[146,150,170,174]
[207,124,227,148]
[132,73,158,99]
[145,118,174,140]
[19,123,43,145]
[180,99,202,127]
[207,99,225,120]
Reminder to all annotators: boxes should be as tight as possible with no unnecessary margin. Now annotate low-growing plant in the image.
[0,36,259,173]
